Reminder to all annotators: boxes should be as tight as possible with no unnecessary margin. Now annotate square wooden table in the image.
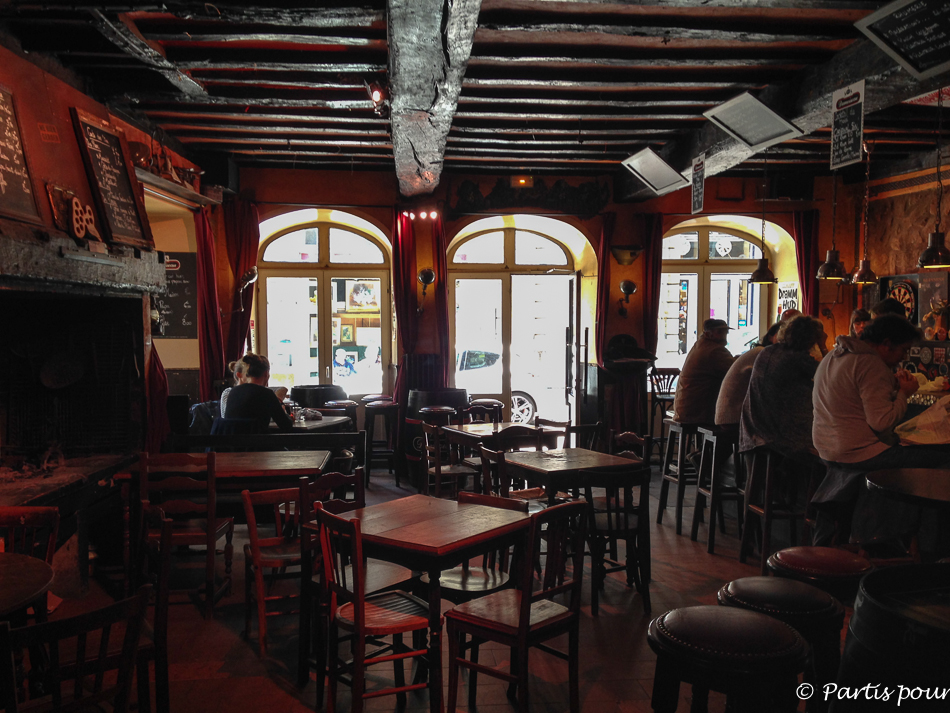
[213,450,331,490]
[324,494,531,713]
[441,422,545,448]
[505,447,638,504]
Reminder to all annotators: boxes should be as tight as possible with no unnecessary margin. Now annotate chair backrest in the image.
[580,462,652,536]
[608,430,646,461]
[479,445,512,497]
[0,506,59,564]
[457,491,529,513]
[422,422,447,473]
[460,403,501,425]
[650,367,679,395]
[534,418,570,449]
[493,425,542,452]
[568,421,606,451]
[520,501,588,619]
[242,487,301,565]
[299,468,366,518]
[313,506,364,630]
[133,503,173,651]
[138,452,216,524]
[0,585,150,713]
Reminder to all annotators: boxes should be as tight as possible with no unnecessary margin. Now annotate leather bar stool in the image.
[718,576,845,711]
[647,605,808,713]
[364,400,399,485]
[322,399,358,428]
[358,393,392,432]
[690,424,744,554]
[657,419,703,535]
[767,546,872,605]
[648,367,679,463]
[468,398,505,423]
[417,405,456,426]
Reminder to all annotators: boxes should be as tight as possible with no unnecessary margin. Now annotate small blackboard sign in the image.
[831,80,865,170]
[691,153,705,215]
[70,108,153,250]
[155,252,197,339]
[0,86,40,223]
[857,0,950,80]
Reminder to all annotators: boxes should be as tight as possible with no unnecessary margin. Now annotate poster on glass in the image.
[345,280,380,312]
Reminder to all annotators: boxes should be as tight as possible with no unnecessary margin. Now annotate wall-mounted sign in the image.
[777,282,800,320]
[0,86,40,223]
[691,153,705,215]
[155,252,197,339]
[856,0,950,80]
[831,80,865,170]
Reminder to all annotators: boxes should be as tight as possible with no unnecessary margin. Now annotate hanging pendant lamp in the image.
[816,172,847,280]
[851,141,879,286]
[918,90,950,269]
[750,150,777,285]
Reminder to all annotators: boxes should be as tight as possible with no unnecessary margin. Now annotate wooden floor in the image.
[50,466,811,713]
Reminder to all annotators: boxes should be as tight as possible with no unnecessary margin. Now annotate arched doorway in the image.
[447,215,595,422]
[657,215,798,369]
[254,209,393,397]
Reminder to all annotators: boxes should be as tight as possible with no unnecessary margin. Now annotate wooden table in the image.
[339,495,531,713]
[0,553,54,618]
[441,422,546,448]
[867,468,950,509]
[270,415,351,432]
[505,447,638,504]
[213,450,331,490]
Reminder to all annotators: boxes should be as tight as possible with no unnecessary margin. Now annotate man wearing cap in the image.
[673,319,737,425]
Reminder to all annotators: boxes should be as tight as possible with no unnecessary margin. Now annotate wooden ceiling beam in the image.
[468,56,812,69]
[463,78,760,91]
[178,136,392,148]
[175,60,385,72]
[388,0,482,196]
[128,95,373,110]
[478,24,851,43]
[142,33,382,48]
[478,1,882,16]
[141,108,388,124]
[454,109,705,120]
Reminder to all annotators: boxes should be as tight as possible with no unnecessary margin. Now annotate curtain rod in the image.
[256,201,600,218]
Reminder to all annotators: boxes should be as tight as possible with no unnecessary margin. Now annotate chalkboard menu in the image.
[831,80,865,170]
[71,108,153,249]
[857,0,950,80]
[155,252,197,339]
[0,86,40,223]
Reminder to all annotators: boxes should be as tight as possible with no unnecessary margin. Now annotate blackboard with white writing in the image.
[831,81,864,170]
[155,252,197,339]
[859,0,950,79]
[0,87,40,222]
[71,108,153,249]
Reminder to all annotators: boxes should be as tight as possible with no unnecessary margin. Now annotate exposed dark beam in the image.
[142,109,388,125]
[388,0,481,196]
[459,96,714,108]
[142,33,382,48]
[468,56,812,69]
[153,5,385,28]
[478,24,849,43]
[178,136,392,148]
[175,61,385,73]
[463,78,759,91]
[88,10,207,97]
[478,1,882,13]
[159,122,390,137]
[130,95,372,110]
[454,109,704,120]
[450,126,678,136]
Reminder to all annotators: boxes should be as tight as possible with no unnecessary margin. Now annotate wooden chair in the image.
[297,469,413,696]
[657,419,703,535]
[478,446,546,511]
[418,492,529,604]
[445,500,589,713]
[608,430,647,461]
[535,417,570,449]
[0,506,59,621]
[691,424,744,555]
[0,585,150,713]
[241,487,303,658]
[582,462,652,615]
[422,423,475,498]
[316,505,435,713]
[648,367,679,461]
[136,452,233,619]
[568,421,606,451]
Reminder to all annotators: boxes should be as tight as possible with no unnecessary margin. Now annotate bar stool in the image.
[648,367,678,462]
[738,446,808,575]
[647,605,808,713]
[467,398,505,423]
[364,400,399,486]
[718,576,845,711]
[418,405,456,426]
[657,419,703,535]
[322,399,358,428]
[690,424,744,554]
[767,546,872,605]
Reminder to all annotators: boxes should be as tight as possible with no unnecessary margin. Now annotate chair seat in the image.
[421,566,510,594]
[310,561,414,594]
[159,517,233,545]
[428,463,476,477]
[718,576,841,620]
[254,539,303,567]
[445,588,572,637]
[768,546,872,579]
[591,510,640,534]
[649,605,805,672]
[336,591,434,635]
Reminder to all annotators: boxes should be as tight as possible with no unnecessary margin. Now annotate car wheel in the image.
[510,391,537,424]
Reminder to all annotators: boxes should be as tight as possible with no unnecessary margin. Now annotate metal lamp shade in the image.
[816,249,846,280]
[749,258,776,284]
[918,231,950,269]
[851,259,879,285]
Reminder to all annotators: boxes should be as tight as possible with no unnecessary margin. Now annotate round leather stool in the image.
[359,393,392,404]
[468,398,505,423]
[323,399,358,427]
[647,605,808,713]
[767,546,872,605]
[418,405,456,426]
[364,400,399,485]
[718,576,845,711]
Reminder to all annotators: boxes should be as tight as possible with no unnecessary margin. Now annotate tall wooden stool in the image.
[322,399,358,428]
[691,424,744,554]
[767,546,872,605]
[718,576,845,711]
[648,367,678,462]
[657,419,703,535]
[363,400,398,485]
[418,405,456,426]
[647,605,808,713]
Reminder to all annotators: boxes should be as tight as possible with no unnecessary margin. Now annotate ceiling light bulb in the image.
[429,210,437,219]
[372,89,382,103]
[409,212,415,220]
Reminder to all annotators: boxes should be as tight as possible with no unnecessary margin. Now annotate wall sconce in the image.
[417,267,436,314]
[610,245,644,265]
[618,279,637,317]
[236,266,259,312]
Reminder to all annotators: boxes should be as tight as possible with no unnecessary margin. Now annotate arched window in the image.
[657,225,769,369]
[256,216,392,397]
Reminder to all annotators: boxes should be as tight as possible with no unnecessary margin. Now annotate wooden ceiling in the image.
[3,1,948,199]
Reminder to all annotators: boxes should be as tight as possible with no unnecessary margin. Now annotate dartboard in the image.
[888,280,916,321]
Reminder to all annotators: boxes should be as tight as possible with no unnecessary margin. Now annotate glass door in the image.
[452,276,506,406]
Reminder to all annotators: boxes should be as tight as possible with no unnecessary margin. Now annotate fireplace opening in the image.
[0,292,145,460]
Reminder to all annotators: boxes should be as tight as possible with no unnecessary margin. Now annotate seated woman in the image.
[739,316,826,460]
[715,320,782,427]
[219,353,293,433]
[220,355,251,418]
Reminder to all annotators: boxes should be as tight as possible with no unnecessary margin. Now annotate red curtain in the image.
[146,345,170,454]
[392,210,418,409]
[223,199,260,362]
[641,213,665,354]
[793,209,820,316]
[195,207,226,401]
[594,213,616,367]
[432,213,451,388]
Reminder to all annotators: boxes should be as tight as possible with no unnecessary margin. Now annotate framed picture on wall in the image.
[345,279,380,312]
[341,324,354,343]
[332,317,341,345]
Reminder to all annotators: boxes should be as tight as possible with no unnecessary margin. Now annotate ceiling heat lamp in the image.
[816,173,847,280]
[749,151,777,285]
[851,142,878,286]
[918,90,950,269]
